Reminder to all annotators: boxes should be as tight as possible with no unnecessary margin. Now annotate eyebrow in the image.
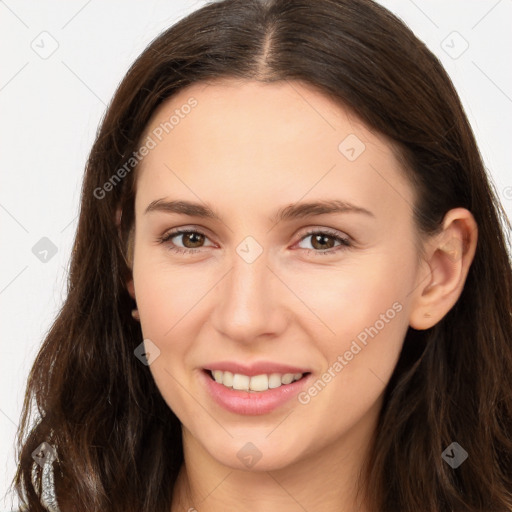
[144,198,375,223]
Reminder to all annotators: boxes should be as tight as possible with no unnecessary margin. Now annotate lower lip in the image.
[200,370,312,415]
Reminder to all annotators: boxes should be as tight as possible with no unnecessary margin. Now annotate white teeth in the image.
[209,370,305,392]
[232,373,250,391]
[222,371,234,387]
[249,374,268,391]
[281,373,294,385]
[268,373,282,389]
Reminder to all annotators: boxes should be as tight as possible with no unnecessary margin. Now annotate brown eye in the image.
[297,229,351,255]
[310,233,337,250]
[180,232,205,248]
[158,229,214,255]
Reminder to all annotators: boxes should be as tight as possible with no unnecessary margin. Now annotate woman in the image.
[13,0,512,510]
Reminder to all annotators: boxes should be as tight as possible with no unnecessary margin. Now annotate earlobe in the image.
[115,207,122,228]
[409,208,478,330]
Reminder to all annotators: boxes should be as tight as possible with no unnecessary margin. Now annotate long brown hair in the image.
[13,0,512,510]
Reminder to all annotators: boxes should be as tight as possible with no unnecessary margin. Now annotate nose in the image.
[211,246,288,345]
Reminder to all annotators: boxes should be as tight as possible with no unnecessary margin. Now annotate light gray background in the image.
[1,0,511,508]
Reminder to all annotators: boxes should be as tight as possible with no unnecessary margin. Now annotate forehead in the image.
[134,78,415,223]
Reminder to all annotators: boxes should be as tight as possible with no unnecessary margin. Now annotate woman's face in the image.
[129,78,425,471]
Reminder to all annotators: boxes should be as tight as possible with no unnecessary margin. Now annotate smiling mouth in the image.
[204,369,311,393]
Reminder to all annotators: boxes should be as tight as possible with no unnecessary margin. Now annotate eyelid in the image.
[296,226,349,240]
[293,226,352,252]
[158,226,215,246]
[159,225,350,243]
[158,225,352,257]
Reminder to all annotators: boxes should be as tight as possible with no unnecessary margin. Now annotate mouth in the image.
[201,367,313,415]
[203,368,311,393]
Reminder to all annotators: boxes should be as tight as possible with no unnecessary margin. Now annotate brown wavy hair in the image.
[13,0,512,510]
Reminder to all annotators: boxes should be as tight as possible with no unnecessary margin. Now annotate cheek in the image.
[281,250,414,392]
[132,239,210,338]
[291,272,409,439]
[132,257,203,414]
[135,273,204,361]
[286,256,410,339]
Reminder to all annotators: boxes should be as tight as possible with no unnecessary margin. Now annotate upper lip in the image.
[204,361,311,377]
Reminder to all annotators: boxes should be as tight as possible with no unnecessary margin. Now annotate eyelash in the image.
[157,228,352,256]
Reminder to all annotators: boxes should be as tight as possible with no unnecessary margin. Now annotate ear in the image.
[116,206,136,300]
[409,208,478,330]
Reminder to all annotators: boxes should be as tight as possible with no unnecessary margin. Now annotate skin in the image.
[123,78,478,512]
